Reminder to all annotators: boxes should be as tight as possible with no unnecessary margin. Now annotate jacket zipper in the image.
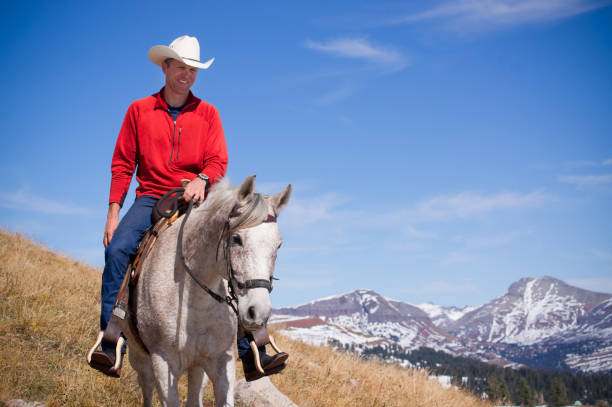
[169,119,176,166]
[176,127,182,161]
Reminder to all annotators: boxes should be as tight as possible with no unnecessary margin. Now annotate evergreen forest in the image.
[340,343,612,406]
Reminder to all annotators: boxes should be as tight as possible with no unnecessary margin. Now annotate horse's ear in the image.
[238,175,256,205]
[271,184,292,214]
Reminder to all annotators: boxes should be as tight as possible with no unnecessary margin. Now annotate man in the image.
[93,35,286,380]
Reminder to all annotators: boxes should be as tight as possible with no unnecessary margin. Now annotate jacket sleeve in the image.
[109,104,138,206]
[201,106,228,185]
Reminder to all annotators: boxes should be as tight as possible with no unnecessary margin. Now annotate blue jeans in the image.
[238,337,251,358]
[237,334,266,358]
[100,196,158,351]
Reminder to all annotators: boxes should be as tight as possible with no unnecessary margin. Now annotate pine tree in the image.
[550,377,569,407]
[487,375,511,403]
[516,377,534,407]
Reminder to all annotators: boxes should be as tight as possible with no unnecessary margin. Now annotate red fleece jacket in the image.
[109,88,228,206]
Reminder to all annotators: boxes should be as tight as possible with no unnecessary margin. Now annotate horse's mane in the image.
[197,178,236,216]
[194,178,270,232]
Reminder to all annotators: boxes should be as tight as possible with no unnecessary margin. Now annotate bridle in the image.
[219,193,278,292]
[168,189,277,315]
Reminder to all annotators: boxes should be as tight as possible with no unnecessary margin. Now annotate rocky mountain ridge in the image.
[448,276,611,345]
[271,276,612,373]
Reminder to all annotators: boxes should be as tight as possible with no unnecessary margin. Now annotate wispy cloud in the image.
[403,279,480,296]
[558,174,612,186]
[411,190,549,222]
[274,187,549,263]
[592,249,612,261]
[391,0,610,30]
[440,251,475,265]
[317,84,355,105]
[304,37,408,72]
[283,193,350,228]
[564,158,612,169]
[0,189,89,215]
[281,188,549,233]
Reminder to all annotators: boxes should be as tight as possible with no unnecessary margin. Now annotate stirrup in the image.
[249,333,283,374]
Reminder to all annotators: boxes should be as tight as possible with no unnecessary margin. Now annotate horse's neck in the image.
[181,203,232,282]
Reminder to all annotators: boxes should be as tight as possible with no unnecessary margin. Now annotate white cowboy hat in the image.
[148,35,214,70]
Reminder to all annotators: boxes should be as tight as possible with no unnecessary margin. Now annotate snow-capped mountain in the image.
[576,297,612,338]
[448,276,611,345]
[417,303,478,330]
[272,289,466,354]
[548,298,612,373]
[271,277,612,373]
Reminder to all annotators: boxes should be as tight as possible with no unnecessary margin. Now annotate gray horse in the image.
[125,175,291,407]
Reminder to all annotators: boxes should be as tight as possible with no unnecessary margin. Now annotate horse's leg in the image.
[137,369,155,407]
[206,352,236,407]
[129,349,155,407]
[186,366,209,407]
[150,353,181,407]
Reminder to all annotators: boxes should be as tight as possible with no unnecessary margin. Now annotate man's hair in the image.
[164,58,175,67]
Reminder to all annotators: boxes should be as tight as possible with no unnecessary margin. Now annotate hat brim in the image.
[148,45,214,70]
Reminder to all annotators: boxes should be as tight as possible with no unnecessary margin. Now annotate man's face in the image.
[162,59,198,96]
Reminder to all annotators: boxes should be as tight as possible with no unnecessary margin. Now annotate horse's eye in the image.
[232,234,242,246]
[277,242,282,249]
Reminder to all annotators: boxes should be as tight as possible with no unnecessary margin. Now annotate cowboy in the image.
[91,35,287,380]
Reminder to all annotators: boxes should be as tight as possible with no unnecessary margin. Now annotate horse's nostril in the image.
[248,306,256,320]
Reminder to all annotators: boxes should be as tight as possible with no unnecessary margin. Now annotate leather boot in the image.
[241,348,288,382]
[89,346,124,378]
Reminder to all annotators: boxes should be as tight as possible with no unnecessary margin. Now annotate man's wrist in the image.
[196,173,210,188]
[108,202,121,215]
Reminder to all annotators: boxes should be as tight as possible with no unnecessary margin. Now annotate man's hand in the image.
[183,177,207,204]
[104,203,121,248]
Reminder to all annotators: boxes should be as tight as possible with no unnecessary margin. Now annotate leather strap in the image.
[234,278,273,292]
[102,260,132,345]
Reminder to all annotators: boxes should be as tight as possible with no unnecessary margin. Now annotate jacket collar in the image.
[154,87,200,112]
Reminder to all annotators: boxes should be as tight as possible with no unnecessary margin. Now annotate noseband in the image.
[171,189,277,315]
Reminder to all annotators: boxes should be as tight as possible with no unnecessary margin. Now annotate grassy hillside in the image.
[0,229,492,407]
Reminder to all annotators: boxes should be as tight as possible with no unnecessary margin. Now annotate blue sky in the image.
[1,1,611,308]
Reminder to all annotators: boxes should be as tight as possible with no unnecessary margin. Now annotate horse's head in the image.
[226,175,291,331]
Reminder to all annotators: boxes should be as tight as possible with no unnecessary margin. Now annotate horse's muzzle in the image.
[238,292,271,331]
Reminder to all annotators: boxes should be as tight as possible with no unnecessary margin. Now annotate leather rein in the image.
[159,188,277,315]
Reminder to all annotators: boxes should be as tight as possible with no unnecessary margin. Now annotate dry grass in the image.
[0,229,492,406]
[0,229,147,406]
[267,332,492,407]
